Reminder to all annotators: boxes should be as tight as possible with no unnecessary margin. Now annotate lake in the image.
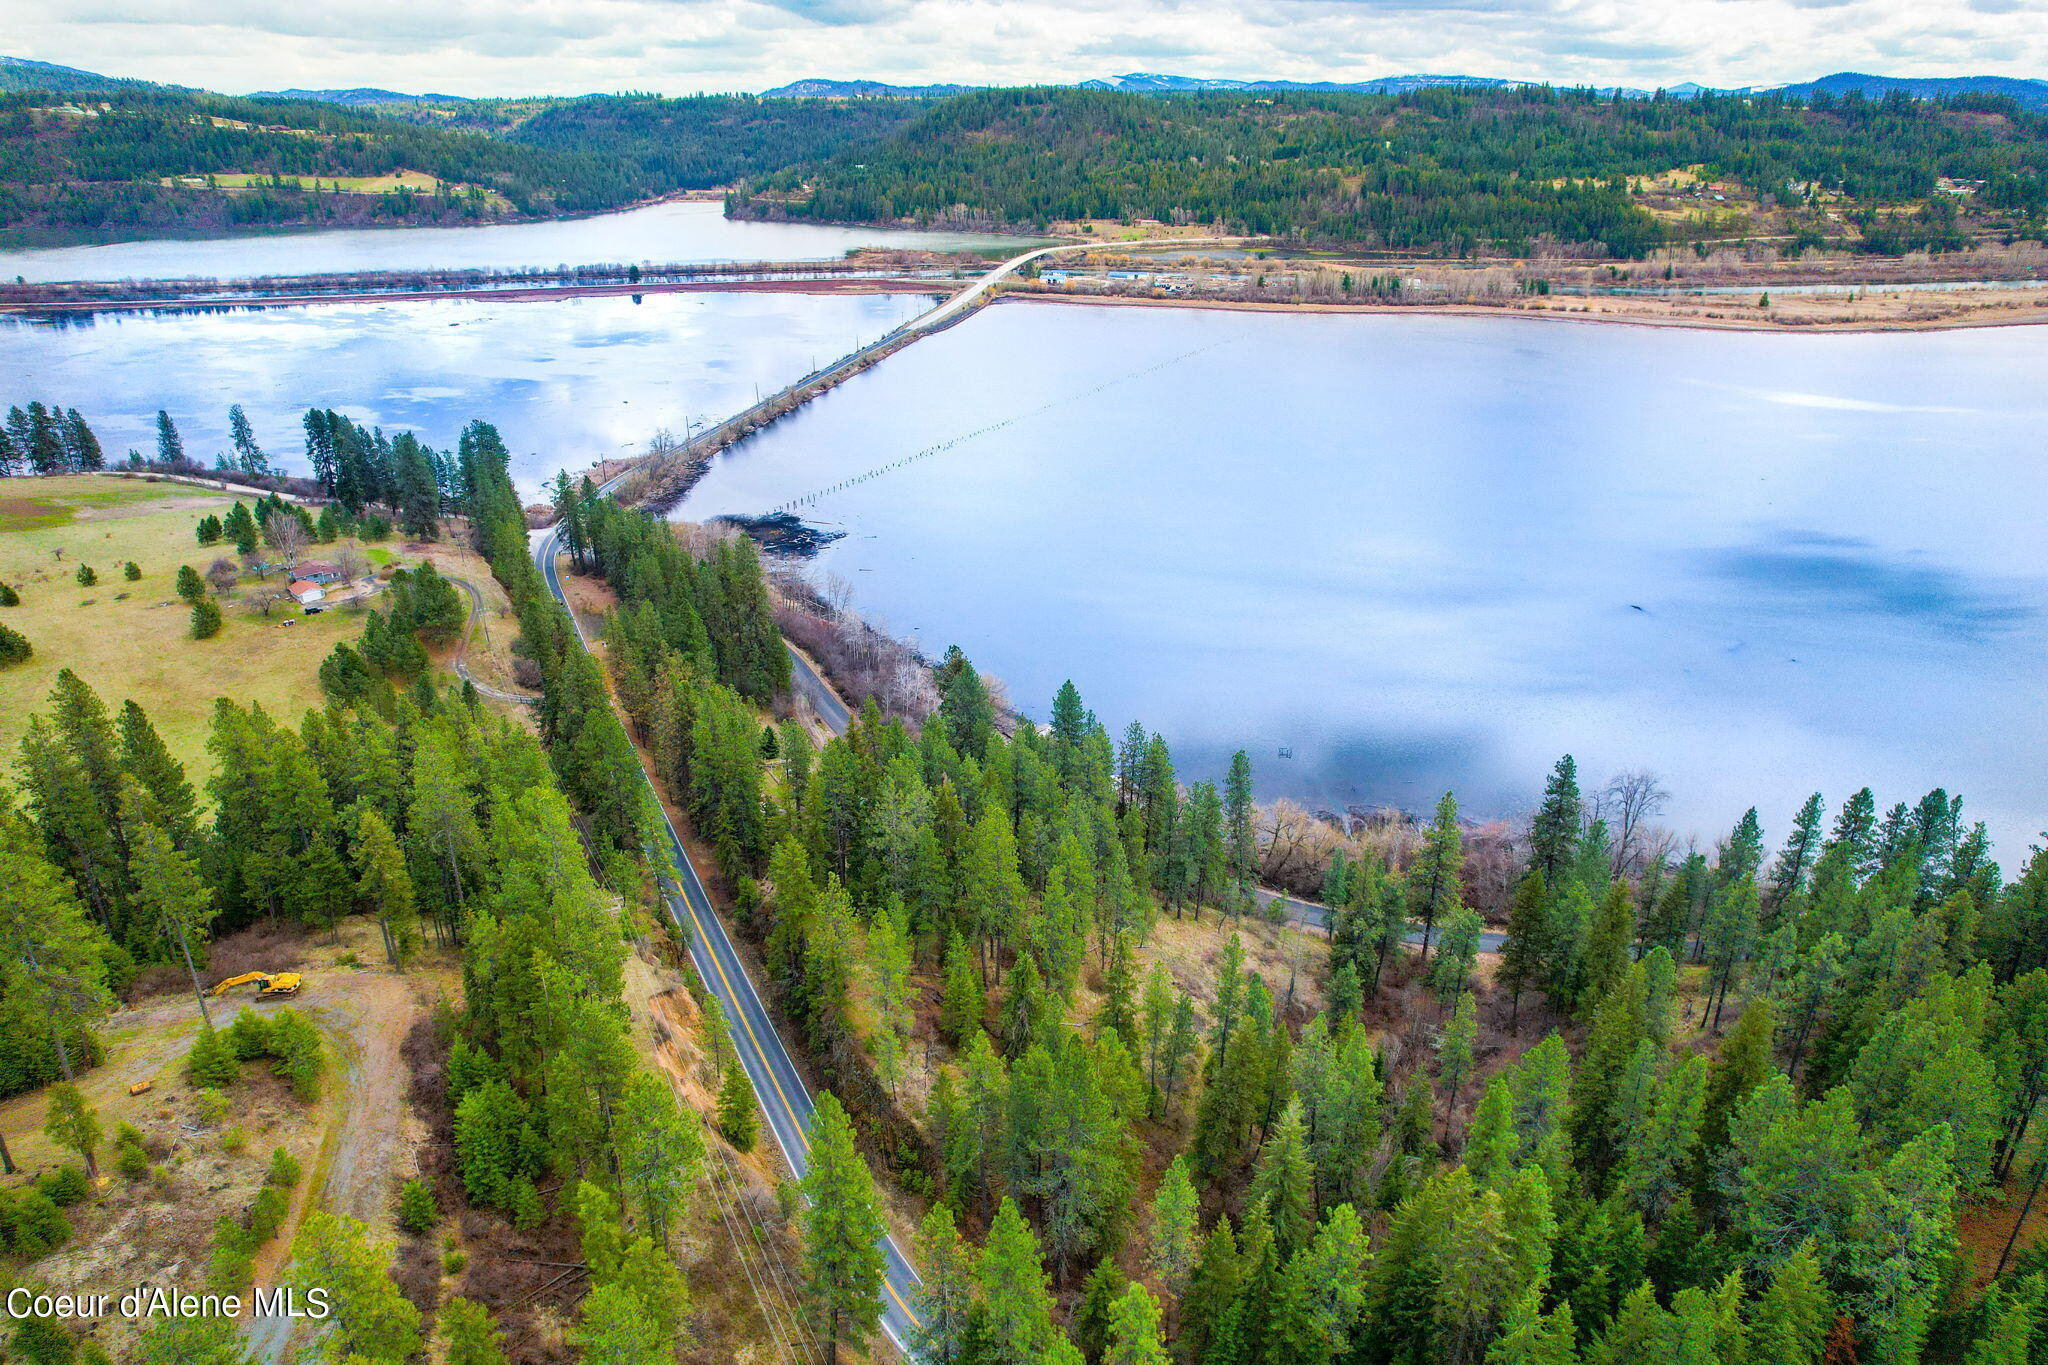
[0,199,1034,283]
[0,290,933,496]
[677,302,2048,855]
[7,281,2043,853]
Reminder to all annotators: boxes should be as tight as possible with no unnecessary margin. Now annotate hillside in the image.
[0,56,156,95]
[0,84,929,234]
[731,84,2048,256]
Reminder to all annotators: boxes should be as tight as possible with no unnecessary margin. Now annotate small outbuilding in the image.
[288,579,326,605]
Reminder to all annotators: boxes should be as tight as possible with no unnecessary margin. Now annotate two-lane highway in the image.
[532,517,926,1358]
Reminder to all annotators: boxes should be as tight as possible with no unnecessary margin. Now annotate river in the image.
[0,199,1034,283]
[677,301,2048,854]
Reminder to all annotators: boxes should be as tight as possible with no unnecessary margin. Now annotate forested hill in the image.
[730,84,2048,257]
[498,94,922,193]
[0,89,916,234]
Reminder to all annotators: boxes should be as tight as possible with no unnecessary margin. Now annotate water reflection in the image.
[678,305,2048,852]
[0,199,1034,284]
[0,290,933,496]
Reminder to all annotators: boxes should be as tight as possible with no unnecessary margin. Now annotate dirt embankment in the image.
[1010,281,2048,333]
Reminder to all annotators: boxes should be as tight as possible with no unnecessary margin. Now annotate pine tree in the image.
[439,1297,511,1365]
[43,1083,101,1176]
[1530,757,1583,887]
[1498,872,1549,1032]
[190,596,223,639]
[1224,749,1257,894]
[286,1212,423,1362]
[1105,1283,1173,1365]
[1148,1154,1201,1296]
[155,410,185,466]
[570,1282,669,1365]
[124,811,216,1021]
[1581,883,1634,1006]
[1750,1240,1832,1365]
[801,1093,886,1365]
[718,1062,759,1150]
[941,932,984,1045]
[1076,1256,1130,1364]
[397,1177,437,1234]
[1486,1291,1578,1365]
[1430,905,1484,1004]
[1438,994,1478,1129]
[1252,1099,1316,1258]
[912,1203,979,1365]
[0,619,31,664]
[979,1196,1067,1365]
[351,808,422,968]
[1409,791,1465,957]
[1180,1215,1244,1365]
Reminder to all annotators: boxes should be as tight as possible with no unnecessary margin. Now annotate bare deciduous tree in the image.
[269,513,308,570]
[335,542,368,585]
[205,557,239,596]
[1598,768,1672,878]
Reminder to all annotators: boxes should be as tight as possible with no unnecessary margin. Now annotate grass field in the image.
[157,171,449,193]
[0,474,450,783]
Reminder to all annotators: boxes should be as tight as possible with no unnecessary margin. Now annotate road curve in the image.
[531,517,926,1358]
[447,574,537,705]
[905,233,1263,334]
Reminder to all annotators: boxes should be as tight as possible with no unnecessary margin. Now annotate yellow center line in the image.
[670,864,924,1328]
[546,537,924,1333]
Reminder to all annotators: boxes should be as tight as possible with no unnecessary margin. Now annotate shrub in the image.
[265,1009,324,1102]
[41,1163,91,1206]
[116,1138,151,1181]
[123,561,141,581]
[209,1227,256,1291]
[7,1316,76,1365]
[185,1026,239,1088]
[0,581,17,606]
[219,1125,248,1154]
[247,1186,289,1242]
[76,564,97,586]
[190,596,223,640]
[267,1147,302,1188]
[442,1244,468,1275]
[0,620,31,666]
[225,1009,273,1060]
[194,1088,234,1125]
[398,1177,437,1235]
[0,1186,72,1256]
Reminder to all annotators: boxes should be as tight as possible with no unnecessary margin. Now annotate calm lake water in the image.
[0,290,933,496]
[679,303,2048,854]
[7,281,2043,853]
[0,199,1033,283]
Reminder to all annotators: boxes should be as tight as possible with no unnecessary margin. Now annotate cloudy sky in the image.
[12,0,2046,98]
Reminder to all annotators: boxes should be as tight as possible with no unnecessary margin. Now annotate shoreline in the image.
[12,271,2045,334]
[1005,285,2048,334]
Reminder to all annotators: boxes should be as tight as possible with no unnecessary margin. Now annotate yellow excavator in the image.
[209,971,304,999]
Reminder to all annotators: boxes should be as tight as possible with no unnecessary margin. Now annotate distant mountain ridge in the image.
[0,54,159,94]
[761,69,2048,110]
[5,55,2045,112]
[250,87,472,107]
[757,78,977,99]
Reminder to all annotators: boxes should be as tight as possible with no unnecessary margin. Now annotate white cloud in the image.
[9,0,2046,96]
